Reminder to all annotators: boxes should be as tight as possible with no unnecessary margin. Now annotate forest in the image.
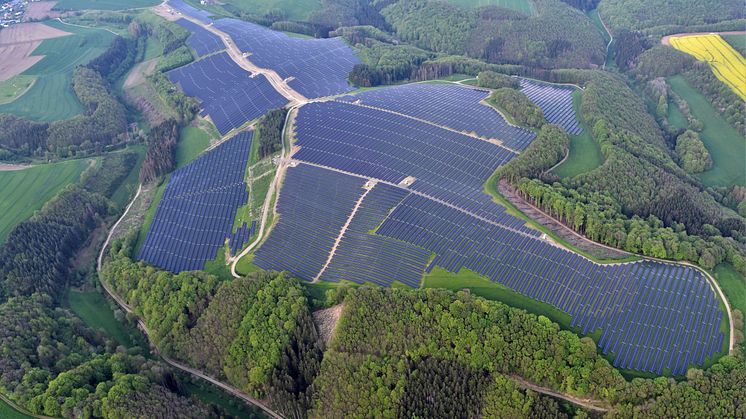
[598,0,744,32]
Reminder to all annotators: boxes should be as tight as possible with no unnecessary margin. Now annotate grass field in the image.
[552,90,603,178]
[0,75,36,105]
[669,34,746,100]
[0,159,91,244]
[109,147,146,210]
[133,176,168,255]
[66,290,147,349]
[445,0,534,14]
[55,0,160,11]
[0,21,115,121]
[0,397,33,419]
[221,0,321,21]
[667,98,689,130]
[722,34,746,57]
[176,126,212,168]
[668,75,745,187]
[183,379,266,419]
[711,263,746,321]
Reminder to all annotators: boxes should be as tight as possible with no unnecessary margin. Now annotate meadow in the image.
[551,91,603,178]
[668,75,745,187]
[0,397,33,419]
[54,0,160,11]
[65,290,146,349]
[0,21,115,121]
[0,159,90,244]
[669,34,746,100]
[175,126,212,168]
[0,75,36,105]
[445,0,534,14]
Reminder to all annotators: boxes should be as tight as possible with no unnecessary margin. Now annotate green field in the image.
[134,176,168,254]
[552,90,603,178]
[220,0,322,20]
[55,0,160,11]
[0,75,36,105]
[66,290,147,349]
[722,34,746,57]
[667,98,689,130]
[183,379,266,419]
[0,397,33,419]
[0,159,91,244]
[668,75,746,187]
[0,21,115,121]
[445,0,534,14]
[712,263,746,320]
[176,126,212,168]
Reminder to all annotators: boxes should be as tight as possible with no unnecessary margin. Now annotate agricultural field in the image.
[445,0,534,15]
[0,158,91,244]
[0,75,36,105]
[54,0,160,11]
[668,75,745,187]
[0,398,33,419]
[0,22,71,82]
[669,34,746,100]
[0,21,116,121]
[23,1,61,20]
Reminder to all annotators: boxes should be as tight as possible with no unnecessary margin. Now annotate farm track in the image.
[97,184,284,419]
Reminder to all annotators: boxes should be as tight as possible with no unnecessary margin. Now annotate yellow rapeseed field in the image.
[669,34,746,101]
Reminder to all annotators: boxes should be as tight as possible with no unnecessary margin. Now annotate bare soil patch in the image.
[123,58,158,89]
[498,180,630,260]
[0,163,33,171]
[0,23,71,81]
[24,1,62,21]
[312,304,344,348]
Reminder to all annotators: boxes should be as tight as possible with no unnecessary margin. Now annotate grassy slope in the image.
[219,0,321,21]
[0,75,36,105]
[65,290,146,349]
[445,0,534,15]
[54,0,160,11]
[668,75,745,187]
[0,21,115,121]
[0,158,91,244]
[552,90,603,178]
[712,263,746,318]
[176,126,211,168]
[667,98,689,130]
[0,398,33,419]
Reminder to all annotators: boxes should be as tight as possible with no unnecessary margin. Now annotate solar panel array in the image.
[174,18,224,57]
[374,193,723,374]
[168,52,288,134]
[229,221,256,255]
[338,83,537,150]
[168,0,213,23]
[293,101,536,235]
[319,182,430,287]
[138,131,252,273]
[520,79,582,135]
[253,164,367,279]
[212,18,360,98]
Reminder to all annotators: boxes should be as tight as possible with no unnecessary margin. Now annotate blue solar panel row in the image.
[168,52,288,134]
[229,222,251,255]
[253,164,368,280]
[338,83,537,150]
[320,182,430,287]
[292,101,538,235]
[212,18,360,98]
[138,131,252,273]
[375,193,723,375]
[174,18,224,57]
[168,0,213,23]
[520,79,582,135]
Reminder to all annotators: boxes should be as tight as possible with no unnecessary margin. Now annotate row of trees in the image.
[498,124,569,182]
[139,119,180,183]
[257,108,289,159]
[488,88,546,129]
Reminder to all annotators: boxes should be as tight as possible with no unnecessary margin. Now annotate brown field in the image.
[0,22,70,81]
[24,1,62,21]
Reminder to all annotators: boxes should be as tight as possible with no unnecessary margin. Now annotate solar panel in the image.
[167,52,288,134]
[212,18,360,98]
[138,131,253,272]
[174,18,224,57]
[168,0,213,23]
[338,83,537,150]
[520,79,582,135]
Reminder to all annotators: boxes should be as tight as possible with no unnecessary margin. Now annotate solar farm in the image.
[167,52,288,134]
[168,0,214,23]
[135,7,727,375]
[212,18,360,98]
[138,131,252,272]
[520,79,583,135]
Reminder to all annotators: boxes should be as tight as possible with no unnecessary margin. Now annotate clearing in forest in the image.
[669,34,746,100]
